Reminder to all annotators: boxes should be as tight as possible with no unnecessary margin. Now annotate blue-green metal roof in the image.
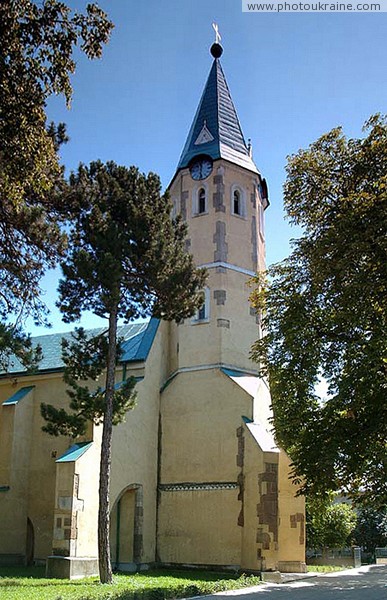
[1,319,159,376]
[221,367,257,378]
[177,58,258,174]
[56,441,93,463]
[2,385,35,405]
[121,318,159,362]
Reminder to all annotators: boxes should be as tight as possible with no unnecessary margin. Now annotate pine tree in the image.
[41,160,206,583]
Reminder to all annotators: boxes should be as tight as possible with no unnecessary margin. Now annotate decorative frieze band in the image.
[159,482,238,492]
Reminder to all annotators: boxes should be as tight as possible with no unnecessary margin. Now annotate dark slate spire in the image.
[177,47,258,174]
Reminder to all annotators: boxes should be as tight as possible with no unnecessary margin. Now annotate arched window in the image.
[233,189,241,215]
[171,198,179,219]
[230,185,246,218]
[192,287,210,324]
[198,188,206,214]
[197,291,206,320]
[192,185,208,216]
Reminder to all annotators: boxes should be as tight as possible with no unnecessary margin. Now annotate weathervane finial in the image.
[210,23,223,59]
[212,22,221,44]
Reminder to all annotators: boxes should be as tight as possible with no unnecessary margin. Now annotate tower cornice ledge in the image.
[197,261,256,277]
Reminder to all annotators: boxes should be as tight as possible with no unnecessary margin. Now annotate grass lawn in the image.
[0,567,262,600]
[307,565,352,572]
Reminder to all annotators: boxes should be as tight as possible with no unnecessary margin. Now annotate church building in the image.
[0,39,306,578]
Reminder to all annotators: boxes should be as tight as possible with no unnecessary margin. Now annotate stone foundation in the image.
[46,556,99,579]
[278,560,307,573]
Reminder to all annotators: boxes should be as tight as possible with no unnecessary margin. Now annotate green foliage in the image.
[0,323,42,372]
[41,328,137,438]
[41,160,206,583]
[0,567,262,600]
[352,507,387,554]
[0,0,113,365]
[251,114,387,506]
[307,565,347,572]
[58,161,207,324]
[306,497,357,549]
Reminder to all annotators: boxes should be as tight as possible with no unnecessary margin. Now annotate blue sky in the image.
[30,1,387,335]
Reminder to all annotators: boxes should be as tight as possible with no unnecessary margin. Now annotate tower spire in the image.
[176,35,258,175]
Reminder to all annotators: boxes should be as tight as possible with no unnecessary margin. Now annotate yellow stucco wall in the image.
[0,378,75,560]
[277,450,306,569]
[241,423,306,572]
[168,160,265,376]
[169,160,266,273]
[158,489,241,565]
[0,365,115,562]
[109,321,169,565]
[158,369,252,565]
[160,369,253,483]
[0,387,33,556]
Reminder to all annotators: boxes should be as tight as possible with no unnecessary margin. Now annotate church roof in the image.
[1,318,159,376]
[56,441,93,463]
[177,55,259,175]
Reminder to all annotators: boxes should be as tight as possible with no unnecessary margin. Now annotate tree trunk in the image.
[98,305,118,584]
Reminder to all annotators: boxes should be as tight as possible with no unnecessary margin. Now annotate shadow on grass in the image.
[0,566,46,579]
[0,566,259,600]
[128,570,238,581]
[0,566,100,588]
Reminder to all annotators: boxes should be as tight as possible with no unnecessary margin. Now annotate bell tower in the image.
[167,39,269,376]
[158,34,305,574]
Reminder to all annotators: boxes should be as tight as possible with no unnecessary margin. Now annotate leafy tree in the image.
[0,0,113,365]
[41,160,206,583]
[251,115,387,506]
[306,497,357,552]
[353,507,387,555]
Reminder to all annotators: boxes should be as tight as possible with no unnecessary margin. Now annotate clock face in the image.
[189,157,213,180]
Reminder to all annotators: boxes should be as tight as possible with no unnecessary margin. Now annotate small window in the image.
[230,185,246,218]
[192,288,210,324]
[198,293,206,320]
[192,185,208,216]
[233,190,241,215]
[198,188,206,214]
[171,198,179,219]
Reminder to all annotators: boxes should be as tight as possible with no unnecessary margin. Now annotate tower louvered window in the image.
[198,188,206,214]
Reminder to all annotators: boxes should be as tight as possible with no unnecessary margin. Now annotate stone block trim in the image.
[236,426,245,527]
[256,529,271,550]
[251,216,258,272]
[180,190,188,221]
[257,463,278,543]
[237,473,244,527]
[213,290,226,305]
[217,319,230,328]
[213,221,228,262]
[250,190,257,209]
[236,426,245,468]
[213,173,225,212]
[133,485,144,562]
[290,512,305,545]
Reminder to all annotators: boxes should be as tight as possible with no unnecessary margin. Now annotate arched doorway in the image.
[110,484,143,569]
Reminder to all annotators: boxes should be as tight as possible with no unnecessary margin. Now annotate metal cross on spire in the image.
[212,22,221,44]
